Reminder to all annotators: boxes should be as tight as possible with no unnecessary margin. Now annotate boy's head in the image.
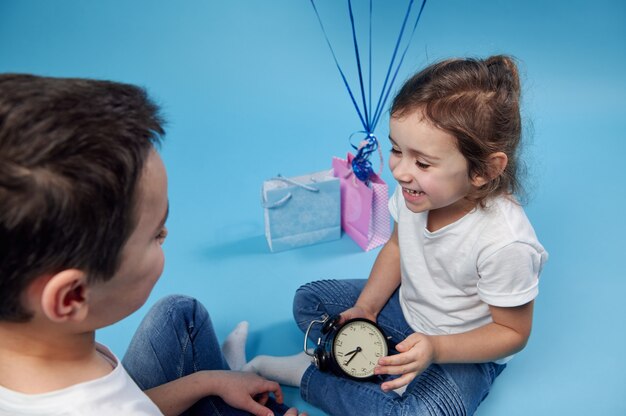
[0,74,165,322]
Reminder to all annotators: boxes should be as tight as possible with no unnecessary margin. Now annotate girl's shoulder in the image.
[483,195,535,234]
[476,195,547,258]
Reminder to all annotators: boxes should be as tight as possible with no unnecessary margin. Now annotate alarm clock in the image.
[304,314,389,380]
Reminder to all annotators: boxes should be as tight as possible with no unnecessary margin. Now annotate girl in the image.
[244,55,548,415]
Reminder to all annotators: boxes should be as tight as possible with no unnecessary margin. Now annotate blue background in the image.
[1,1,625,414]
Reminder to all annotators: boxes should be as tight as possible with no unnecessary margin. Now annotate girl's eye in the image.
[390,148,401,155]
[416,161,430,169]
[156,227,168,244]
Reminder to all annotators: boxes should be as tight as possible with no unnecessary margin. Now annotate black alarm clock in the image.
[304,314,389,380]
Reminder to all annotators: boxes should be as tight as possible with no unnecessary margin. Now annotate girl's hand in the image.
[374,332,436,392]
[214,371,287,416]
[339,305,377,324]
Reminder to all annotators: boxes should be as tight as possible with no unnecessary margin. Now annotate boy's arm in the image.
[341,223,401,322]
[376,301,534,391]
[144,370,286,416]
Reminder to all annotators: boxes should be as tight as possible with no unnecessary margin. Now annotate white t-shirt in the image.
[389,185,548,338]
[0,344,163,416]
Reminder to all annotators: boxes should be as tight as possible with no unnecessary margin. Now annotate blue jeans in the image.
[293,280,506,416]
[122,295,290,416]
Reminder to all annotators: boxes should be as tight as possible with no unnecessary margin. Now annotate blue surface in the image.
[1,1,625,414]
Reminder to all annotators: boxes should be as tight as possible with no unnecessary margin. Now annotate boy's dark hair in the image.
[391,55,524,206]
[0,74,165,322]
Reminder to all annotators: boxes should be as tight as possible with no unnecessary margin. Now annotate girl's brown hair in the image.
[391,55,524,206]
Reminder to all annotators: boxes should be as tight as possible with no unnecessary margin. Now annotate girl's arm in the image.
[144,370,287,416]
[341,223,401,323]
[375,300,534,392]
[430,300,533,363]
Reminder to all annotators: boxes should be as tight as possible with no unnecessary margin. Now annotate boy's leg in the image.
[122,294,289,416]
[122,295,229,389]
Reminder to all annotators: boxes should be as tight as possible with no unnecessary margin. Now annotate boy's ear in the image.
[40,269,90,323]
[471,152,508,187]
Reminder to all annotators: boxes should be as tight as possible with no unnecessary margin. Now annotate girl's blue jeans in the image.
[122,295,290,416]
[293,279,506,416]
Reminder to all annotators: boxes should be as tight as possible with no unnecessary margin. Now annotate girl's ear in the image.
[40,269,89,323]
[471,152,508,187]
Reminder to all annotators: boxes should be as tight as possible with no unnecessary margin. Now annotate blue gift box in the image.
[262,170,341,252]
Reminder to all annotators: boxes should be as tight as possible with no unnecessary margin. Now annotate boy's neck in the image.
[0,322,114,394]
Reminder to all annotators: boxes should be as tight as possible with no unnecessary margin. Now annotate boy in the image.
[0,74,304,416]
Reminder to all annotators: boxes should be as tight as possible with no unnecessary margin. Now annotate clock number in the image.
[331,319,388,379]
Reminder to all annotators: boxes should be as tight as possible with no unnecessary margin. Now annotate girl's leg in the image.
[241,280,376,390]
[122,294,289,416]
[293,280,506,415]
[292,279,408,414]
[292,279,412,349]
[301,361,504,416]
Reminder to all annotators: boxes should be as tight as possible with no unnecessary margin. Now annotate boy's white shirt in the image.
[389,185,548,363]
[0,343,162,416]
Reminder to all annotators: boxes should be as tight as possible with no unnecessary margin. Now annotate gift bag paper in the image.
[262,171,340,252]
[332,153,391,251]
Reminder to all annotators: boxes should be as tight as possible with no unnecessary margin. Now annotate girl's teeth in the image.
[405,188,423,195]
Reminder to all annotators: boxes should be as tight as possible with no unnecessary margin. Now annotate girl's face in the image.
[388,110,482,229]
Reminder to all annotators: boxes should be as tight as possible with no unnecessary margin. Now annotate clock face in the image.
[331,319,388,379]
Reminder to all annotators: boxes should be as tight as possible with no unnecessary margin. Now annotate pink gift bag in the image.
[332,153,391,251]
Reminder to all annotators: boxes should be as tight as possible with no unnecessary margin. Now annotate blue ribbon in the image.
[350,133,379,182]
[309,0,428,182]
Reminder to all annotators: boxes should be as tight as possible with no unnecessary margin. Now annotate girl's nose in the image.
[391,158,413,184]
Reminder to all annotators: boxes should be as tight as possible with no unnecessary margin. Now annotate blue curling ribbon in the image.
[351,133,379,182]
[310,0,428,183]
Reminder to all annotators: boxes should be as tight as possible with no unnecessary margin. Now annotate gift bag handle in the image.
[261,174,320,209]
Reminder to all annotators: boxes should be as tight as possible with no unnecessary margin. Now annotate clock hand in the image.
[344,352,358,366]
[342,347,362,366]
[343,348,360,357]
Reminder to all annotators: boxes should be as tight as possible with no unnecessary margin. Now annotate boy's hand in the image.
[374,332,435,392]
[285,408,308,416]
[215,371,287,416]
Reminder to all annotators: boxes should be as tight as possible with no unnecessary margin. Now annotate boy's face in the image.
[388,110,477,220]
[87,149,168,328]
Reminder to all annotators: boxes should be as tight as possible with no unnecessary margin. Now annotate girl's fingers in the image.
[381,372,416,392]
[378,349,416,367]
[375,361,419,376]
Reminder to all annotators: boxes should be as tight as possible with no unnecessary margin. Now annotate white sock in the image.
[242,351,312,387]
[221,321,249,371]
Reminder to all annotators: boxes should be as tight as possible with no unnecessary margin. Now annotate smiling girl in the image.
[245,55,548,416]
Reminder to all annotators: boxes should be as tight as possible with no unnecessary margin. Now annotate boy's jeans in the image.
[122,295,290,416]
[293,279,506,416]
